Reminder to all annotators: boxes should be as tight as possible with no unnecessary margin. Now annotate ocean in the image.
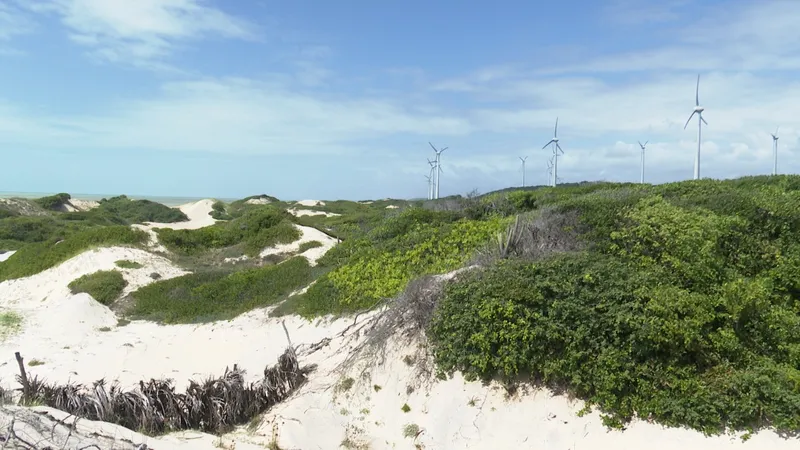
[0,191,235,207]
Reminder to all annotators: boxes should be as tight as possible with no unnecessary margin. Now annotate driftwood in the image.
[12,345,313,437]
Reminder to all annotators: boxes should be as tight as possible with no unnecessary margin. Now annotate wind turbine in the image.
[429,142,448,199]
[424,174,433,200]
[546,157,554,187]
[683,74,708,180]
[771,127,779,176]
[638,140,648,184]
[426,159,437,199]
[519,156,528,187]
[542,118,564,186]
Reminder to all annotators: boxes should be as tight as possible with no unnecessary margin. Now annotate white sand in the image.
[132,199,218,253]
[386,204,399,209]
[0,250,16,263]
[68,198,100,211]
[245,197,271,205]
[259,224,338,265]
[288,208,341,217]
[296,199,326,207]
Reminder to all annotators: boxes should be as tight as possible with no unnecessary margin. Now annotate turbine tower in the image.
[638,140,648,184]
[771,127,779,176]
[542,118,564,187]
[426,158,437,199]
[424,174,433,200]
[683,74,708,180]
[429,142,448,199]
[519,156,528,187]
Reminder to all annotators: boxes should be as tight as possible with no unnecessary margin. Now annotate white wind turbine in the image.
[426,158,437,199]
[429,142,448,199]
[638,140,648,183]
[771,127,780,176]
[519,156,528,187]
[683,74,708,180]
[424,174,433,200]
[546,157,554,187]
[542,118,564,186]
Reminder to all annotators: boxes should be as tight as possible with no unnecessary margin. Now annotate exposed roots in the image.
[17,348,313,436]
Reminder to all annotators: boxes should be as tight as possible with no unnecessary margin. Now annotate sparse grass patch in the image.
[115,259,143,269]
[0,311,23,341]
[68,270,128,305]
[98,326,112,332]
[28,359,44,366]
[401,403,411,413]
[130,256,317,323]
[402,423,420,438]
[337,377,355,392]
[298,240,323,252]
[373,385,382,392]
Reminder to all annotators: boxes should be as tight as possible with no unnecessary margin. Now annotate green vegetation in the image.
[34,193,71,210]
[298,240,323,252]
[210,200,233,220]
[68,270,128,305]
[129,256,317,323]
[94,195,188,223]
[275,208,507,317]
[0,310,23,341]
[428,176,800,435]
[0,226,148,281]
[156,207,300,257]
[115,259,143,269]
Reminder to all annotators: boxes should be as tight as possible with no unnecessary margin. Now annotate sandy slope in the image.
[132,199,217,252]
[0,250,15,263]
[288,208,341,217]
[260,223,338,265]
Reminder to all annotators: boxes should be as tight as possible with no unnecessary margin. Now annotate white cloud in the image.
[29,0,256,67]
[0,77,472,156]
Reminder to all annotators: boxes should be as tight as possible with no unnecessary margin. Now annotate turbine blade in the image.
[695,74,700,106]
[775,126,780,136]
[644,140,648,147]
[701,115,708,126]
[440,147,449,153]
[638,141,643,148]
[542,139,555,150]
[683,111,696,130]
[556,143,564,154]
[555,117,559,137]
[428,142,437,151]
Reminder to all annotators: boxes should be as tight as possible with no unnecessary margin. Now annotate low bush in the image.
[34,193,71,210]
[157,207,300,257]
[298,240,323,252]
[130,256,317,323]
[0,226,148,281]
[279,209,508,317]
[115,259,143,269]
[95,195,188,223]
[68,270,128,305]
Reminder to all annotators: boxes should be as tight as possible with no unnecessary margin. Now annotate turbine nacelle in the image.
[694,106,704,113]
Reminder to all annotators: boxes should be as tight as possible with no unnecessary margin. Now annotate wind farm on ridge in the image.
[421,73,787,196]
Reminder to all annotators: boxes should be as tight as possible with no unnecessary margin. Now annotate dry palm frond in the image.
[17,347,311,436]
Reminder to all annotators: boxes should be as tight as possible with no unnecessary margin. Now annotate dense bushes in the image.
[34,193,71,210]
[95,195,188,223]
[278,208,508,317]
[130,256,316,323]
[429,175,800,435]
[0,226,148,281]
[68,270,128,305]
[156,207,300,256]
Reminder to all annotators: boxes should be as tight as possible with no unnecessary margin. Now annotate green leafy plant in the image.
[115,259,143,269]
[68,270,128,305]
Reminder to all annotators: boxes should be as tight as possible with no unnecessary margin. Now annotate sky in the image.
[1,0,799,200]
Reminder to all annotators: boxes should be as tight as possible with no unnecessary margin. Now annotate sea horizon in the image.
[0,191,236,207]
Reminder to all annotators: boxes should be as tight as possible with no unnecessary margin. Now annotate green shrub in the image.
[34,193,71,210]
[95,195,188,223]
[0,226,148,281]
[130,256,316,323]
[115,259,143,269]
[68,270,128,305]
[429,252,800,434]
[157,208,299,257]
[298,240,323,252]
[279,210,508,317]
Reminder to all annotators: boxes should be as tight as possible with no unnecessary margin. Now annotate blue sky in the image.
[1,0,799,200]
